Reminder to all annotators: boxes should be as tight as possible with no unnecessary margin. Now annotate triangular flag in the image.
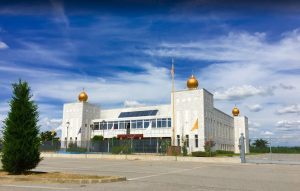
[191,118,198,131]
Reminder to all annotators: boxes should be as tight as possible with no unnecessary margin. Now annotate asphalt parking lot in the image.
[0,157,299,191]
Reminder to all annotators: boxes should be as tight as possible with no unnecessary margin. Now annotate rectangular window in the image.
[113,121,118,129]
[144,120,150,128]
[151,119,156,128]
[195,135,198,148]
[107,122,113,129]
[131,120,137,129]
[177,135,180,146]
[186,135,189,147]
[137,120,143,128]
[161,118,167,128]
[168,118,171,127]
[93,122,99,130]
[157,119,162,128]
[100,122,107,130]
[118,110,158,118]
[119,121,125,129]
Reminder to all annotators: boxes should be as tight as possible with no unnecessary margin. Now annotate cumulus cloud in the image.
[123,100,146,108]
[214,85,275,100]
[261,131,274,136]
[247,104,263,112]
[276,120,300,129]
[145,30,300,70]
[276,104,300,115]
[39,117,62,133]
[248,121,260,132]
[0,42,8,49]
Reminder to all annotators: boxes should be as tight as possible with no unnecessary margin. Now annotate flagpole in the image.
[171,59,175,146]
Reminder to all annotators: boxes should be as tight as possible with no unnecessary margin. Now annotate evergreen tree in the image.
[1,80,41,174]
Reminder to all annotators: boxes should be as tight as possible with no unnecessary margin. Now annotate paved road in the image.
[0,158,299,191]
[246,153,300,165]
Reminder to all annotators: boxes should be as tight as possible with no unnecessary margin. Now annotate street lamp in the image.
[101,120,106,139]
[66,121,70,150]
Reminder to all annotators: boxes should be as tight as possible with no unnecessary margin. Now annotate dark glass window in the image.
[100,122,107,130]
[168,118,171,127]
[93,122,99,130]
[195,135,198,148]
[151,119,156,128]
[186,135,189,147]
[118,110,158,118]
[161,118,167,128]
[177,135,180,146]
[157,119,162,128]
[119,121,125,129]
[137,120,143,128]
[131,120,137,129]
[113,121,118,129]
[144,120,150,128]
[107,122,113,129]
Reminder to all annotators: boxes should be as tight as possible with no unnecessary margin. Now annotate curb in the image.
[0,175,126,184]
[41,153,240,164]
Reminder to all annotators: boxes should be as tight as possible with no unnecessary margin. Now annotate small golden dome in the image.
[232,106,240,116]
[78,91,88,102]
[187,74,199,89]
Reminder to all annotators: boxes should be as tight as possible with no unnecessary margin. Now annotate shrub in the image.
[111,145,132,154]
[67,142,87,153]
[192,151,216,157]
[91,135,104,141]
[216,150,234,154]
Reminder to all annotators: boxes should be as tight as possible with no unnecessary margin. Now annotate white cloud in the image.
[276,104,300,115]
[39,117,62,132]
[247,104,263,112]
[214,85,275,100]
[261,131,274,136]
[0,41,8,49]
[124,100,146,108]
[50,0,69,28]
[145,30,300,70]
[276,120,300,128]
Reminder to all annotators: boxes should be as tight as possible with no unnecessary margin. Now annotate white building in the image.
[61,74,249,153]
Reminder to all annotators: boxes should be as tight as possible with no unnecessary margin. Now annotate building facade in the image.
[61,75,249,153]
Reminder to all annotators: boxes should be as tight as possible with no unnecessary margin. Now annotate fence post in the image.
[269,138,272,161]
[239,133,246,163]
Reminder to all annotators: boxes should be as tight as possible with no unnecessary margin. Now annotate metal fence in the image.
[246,137,300,165]
[40,138,173,155]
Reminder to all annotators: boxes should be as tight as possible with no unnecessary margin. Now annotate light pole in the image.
[66,121,70,150]
[101,120,106,138]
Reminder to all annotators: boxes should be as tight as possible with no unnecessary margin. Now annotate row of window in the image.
[93,118,172,130]
[176,134,199,148]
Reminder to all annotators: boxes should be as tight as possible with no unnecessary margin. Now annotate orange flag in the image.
[191,118,198,131]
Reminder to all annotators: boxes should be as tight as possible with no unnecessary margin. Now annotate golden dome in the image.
[187,74,199,89]
[78,91,88,102]
[232,106,240,116]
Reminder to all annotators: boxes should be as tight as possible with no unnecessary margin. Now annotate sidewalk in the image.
[41,152,240,164]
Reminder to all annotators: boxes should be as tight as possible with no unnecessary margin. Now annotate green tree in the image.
[40,131,58,142]
[204,140,216,157]
[91,135,104,141]
[1,80,41,174]
[252,139,269,148]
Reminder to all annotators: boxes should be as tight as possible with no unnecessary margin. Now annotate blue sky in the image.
[0,0,300,145]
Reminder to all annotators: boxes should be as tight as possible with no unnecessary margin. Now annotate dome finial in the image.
[78,89,88,102]
[232,105,240,116]
[187,74,198,90]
